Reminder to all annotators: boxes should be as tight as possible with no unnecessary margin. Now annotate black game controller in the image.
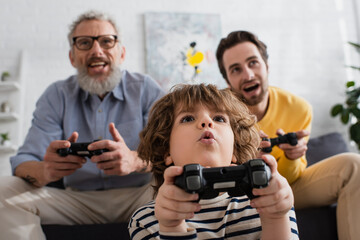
[57,141,109,157]
[174,159,271,200]
[262,132,298,153]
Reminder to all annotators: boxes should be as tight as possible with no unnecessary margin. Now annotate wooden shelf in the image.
[0,81,20,91]
[0,112,18,121]
[0,145,17,153]
[0,51,26,164]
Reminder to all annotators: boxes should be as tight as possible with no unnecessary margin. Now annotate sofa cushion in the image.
[306,132,349,166]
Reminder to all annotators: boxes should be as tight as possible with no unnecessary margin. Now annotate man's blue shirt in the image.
[10,70,164,191]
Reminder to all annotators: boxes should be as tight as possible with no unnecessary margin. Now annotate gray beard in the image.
[77,66,122,96]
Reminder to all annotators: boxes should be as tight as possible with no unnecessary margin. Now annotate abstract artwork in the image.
[144,12,226,91]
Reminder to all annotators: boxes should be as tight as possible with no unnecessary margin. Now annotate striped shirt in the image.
[129,193,299,239]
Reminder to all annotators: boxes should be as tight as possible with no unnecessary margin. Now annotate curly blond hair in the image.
[138,84,260,195]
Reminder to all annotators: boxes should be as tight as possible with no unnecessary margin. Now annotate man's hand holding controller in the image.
[57,141,109,157]
[260,129,310,160]
[43,123,148,186]
[43,131,84,185]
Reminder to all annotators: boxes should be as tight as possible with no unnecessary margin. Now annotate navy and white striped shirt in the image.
[129,193,299,239]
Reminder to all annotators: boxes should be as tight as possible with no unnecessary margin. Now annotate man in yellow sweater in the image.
[216,30,360,240]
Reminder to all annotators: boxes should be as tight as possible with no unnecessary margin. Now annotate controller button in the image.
[77,151,90,155]
[214,181,235,189]
[186,164,201,171]
[249,159,263,167]
[252,171,268,186]
[186,176,201,191]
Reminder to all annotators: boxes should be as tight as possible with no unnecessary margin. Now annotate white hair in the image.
[67,10,122,48]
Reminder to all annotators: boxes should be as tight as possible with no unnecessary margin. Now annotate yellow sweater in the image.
[257,86,312,184]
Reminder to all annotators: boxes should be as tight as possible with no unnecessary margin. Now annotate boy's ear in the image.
[165,155,173,166]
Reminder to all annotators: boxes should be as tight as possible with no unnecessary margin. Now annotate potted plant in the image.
[0,132,11,146]
[1,71,10,81]
[331,42,360,150]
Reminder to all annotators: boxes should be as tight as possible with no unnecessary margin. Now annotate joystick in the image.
[174,159,271,200]
[57,141,109,157]
[262,132,298,153]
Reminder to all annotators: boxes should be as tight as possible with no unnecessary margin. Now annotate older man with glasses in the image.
[0,10,164,239]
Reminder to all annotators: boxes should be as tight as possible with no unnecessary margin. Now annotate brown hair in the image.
[138,84,260,195]
[216,31,268,84]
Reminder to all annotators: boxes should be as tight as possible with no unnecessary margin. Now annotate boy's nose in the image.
[201,122,213,128]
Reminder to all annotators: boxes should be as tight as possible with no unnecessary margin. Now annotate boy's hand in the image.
[155,166,201,233]
[250,154,294,219]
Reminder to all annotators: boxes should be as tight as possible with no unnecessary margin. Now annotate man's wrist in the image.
[133,151,150,172]
[15,161,47,187]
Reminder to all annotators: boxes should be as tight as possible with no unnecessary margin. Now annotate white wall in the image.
[0,0,359,174]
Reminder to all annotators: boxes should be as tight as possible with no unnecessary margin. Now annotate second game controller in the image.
[174,159,271,200]
[57,141,109,157]
[262,132,298,153]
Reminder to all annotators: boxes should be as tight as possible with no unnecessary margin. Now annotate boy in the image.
[129,84,298,239]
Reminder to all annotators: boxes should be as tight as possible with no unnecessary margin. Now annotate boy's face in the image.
[168,103,235,167]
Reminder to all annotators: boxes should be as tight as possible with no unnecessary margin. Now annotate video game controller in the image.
[57,140,109,157]
[174,159,271,200]
[262,132,298,153]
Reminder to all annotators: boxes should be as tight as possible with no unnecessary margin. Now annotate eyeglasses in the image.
[72,35,118,50]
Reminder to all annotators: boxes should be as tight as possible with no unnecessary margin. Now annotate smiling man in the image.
[69,18,125,98]
[216,30,360,240]
[0,11,164,239]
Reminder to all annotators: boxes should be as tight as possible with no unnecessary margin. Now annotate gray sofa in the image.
[296,131,349,240]
[42,132,348,240]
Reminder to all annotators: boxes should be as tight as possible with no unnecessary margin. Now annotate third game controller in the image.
[57,141,109,157]
[174,159,271,200]
[262,132,298,153]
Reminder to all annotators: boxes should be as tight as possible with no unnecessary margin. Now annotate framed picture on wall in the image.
[144,12,225,91]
